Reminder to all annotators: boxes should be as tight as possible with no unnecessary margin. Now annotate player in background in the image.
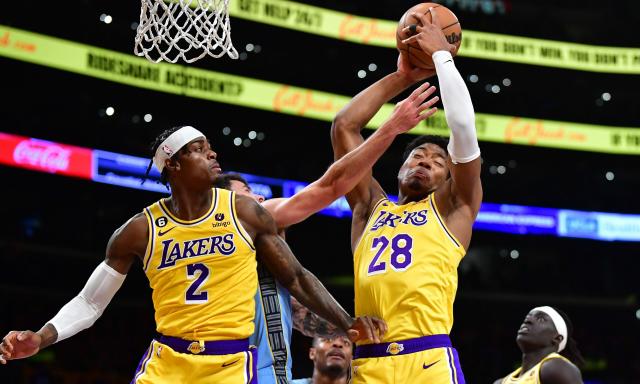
[292,335,353,384]
[494,306,584,384]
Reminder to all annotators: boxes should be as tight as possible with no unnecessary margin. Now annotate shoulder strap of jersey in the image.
[225,189,256,251]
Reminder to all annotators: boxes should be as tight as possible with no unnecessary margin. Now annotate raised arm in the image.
[403,8,482,248]
[235,195,386,343]
[331,58,435,248]
[0,214,147,364]
[264,82,440,229]
[331,58,434,211]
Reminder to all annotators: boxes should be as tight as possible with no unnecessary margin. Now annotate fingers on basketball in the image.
[396,3,462,69]
[429,7,441,27]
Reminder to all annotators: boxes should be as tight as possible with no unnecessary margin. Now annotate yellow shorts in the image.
[351,335,465,384]
[131,338,257,384]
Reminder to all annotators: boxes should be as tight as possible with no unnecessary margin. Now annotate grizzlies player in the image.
[0,126,385,383]
[331,9,482,384]
[292,335,353,384]
[214,82,440,383]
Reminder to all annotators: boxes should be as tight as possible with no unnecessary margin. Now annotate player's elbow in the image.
[331,113,360,137]
[74,295,103,330]
[445,110,475,134]
[318,164,347,200]
[80,294,107,318]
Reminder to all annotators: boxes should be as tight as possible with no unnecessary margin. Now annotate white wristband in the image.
[433,51,481,164]
[48,262,126,342]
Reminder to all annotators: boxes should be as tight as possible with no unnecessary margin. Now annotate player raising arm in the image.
[1,126,385,383]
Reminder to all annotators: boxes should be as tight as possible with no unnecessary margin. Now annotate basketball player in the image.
[494,306,584,384]
[331,8,482,383]
[0,126,386,383]
[291,335,353,384]
[213,82,442,383]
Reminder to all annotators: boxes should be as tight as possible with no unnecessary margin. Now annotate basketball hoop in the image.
[134,0,239,64]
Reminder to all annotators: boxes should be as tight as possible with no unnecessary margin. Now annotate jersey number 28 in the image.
[367,234,413,275]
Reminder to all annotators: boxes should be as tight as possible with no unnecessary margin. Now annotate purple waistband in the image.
[157,335,249,356]
[354,334,452,359]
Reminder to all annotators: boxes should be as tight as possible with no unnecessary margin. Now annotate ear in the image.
[164,157,180,172]
[309,347,316,361]
[552,334,564,350]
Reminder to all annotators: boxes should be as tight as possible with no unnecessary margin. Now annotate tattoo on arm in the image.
[291,297,340,338]
[249,197,354,332]
[37,324,58,349]
[253,200,274,224]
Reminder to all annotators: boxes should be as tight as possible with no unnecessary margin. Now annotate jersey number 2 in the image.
[185,263,209,304]
[367,234,413,275]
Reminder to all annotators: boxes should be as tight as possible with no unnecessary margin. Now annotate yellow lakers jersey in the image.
[354,194,466,343]
[142,188,257,340]
[501,353,570,384]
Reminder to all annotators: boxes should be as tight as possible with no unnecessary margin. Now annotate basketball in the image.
[396,3,462,69]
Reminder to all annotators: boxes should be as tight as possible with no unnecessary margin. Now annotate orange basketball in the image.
[396,3,462,69]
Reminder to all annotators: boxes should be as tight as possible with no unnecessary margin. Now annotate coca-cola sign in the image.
[0,133,93,179]
[13,140,71,172]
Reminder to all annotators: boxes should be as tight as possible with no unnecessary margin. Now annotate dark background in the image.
[1,0,639,383]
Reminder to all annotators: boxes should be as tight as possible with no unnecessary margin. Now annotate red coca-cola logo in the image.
[13,140,71,172]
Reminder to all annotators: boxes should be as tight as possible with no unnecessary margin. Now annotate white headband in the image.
[533,306,568,352]
[153,126,205,172]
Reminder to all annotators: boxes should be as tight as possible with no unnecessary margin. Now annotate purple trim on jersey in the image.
[429,195,461,248]
[158,335,249,355]
[130,341,153,384]
[248,348,258,384]
[451,347,466,384]
[158,188,217,225]
[244,351,250,383]
[354,334,452,359]
[446,348,458,384]
[143,208,154,271]
[230,191,256,250]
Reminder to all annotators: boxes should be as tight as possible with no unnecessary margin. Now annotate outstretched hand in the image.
[401,7,455,56]
[0,330,42,364]
[383,81,439,136]
[347,316,388,343]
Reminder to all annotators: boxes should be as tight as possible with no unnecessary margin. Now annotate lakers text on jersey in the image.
[142,188,257,341]
[354,194,465,341]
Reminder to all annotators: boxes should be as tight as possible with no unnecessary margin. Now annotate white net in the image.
[134,0,239,63]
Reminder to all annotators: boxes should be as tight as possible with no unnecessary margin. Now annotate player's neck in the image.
[311,369,348,384]
[520,347,556,374]
[166,187,213,221]
[397,191,430,205]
